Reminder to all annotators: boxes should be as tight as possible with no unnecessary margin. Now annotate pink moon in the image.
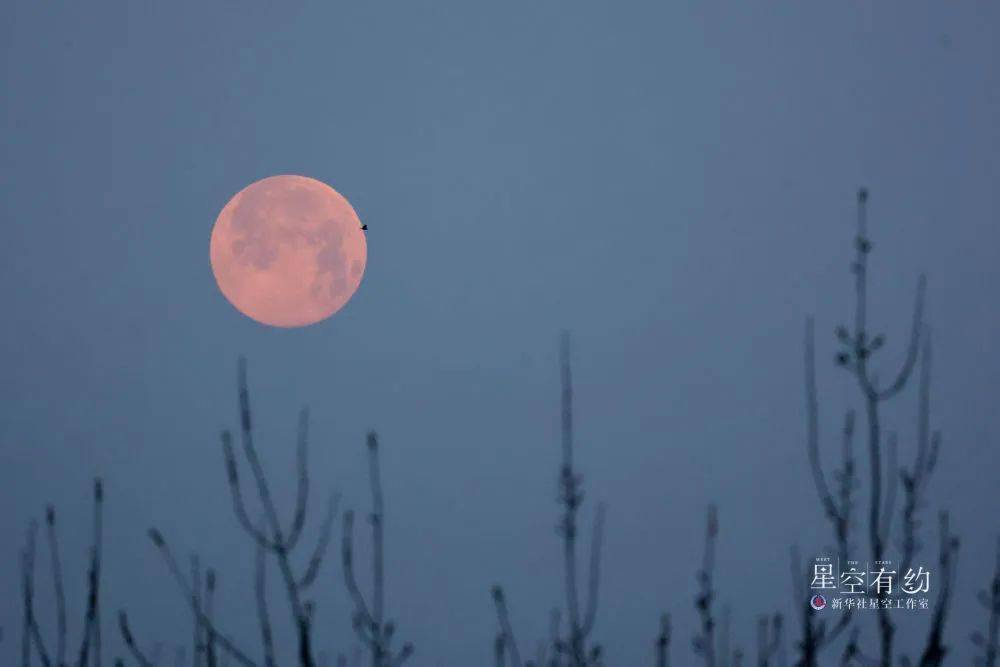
[209,175,367,328]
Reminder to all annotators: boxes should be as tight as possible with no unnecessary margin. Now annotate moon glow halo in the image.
[209,175,367,328]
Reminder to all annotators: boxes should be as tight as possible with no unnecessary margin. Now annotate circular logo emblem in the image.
[810,594,827,610]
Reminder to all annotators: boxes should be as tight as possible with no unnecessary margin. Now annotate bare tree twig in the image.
[803,189,942,666]
[342,510,374,632]
[118,612,155,667]
[23,520,53,667]
[205,570,218,667]
[298,492,340,589]
[972,536,1000,665]
[656,613,671,667]
[21,480,105,667]
[77,479,104,667]
[44,506,67,666]
[757,614,782,667]
[193,556,204,667]
[492,587,523,667]
[580,503,606,638]
[221,430,278,551]
[148,529,259,667]
[284,407,311,552]
[915,512,959,666]
[217,358,337,666]
[255,524,277,667]
[694,506,718,667]
[342,432,412,666]
[492,333,604,667]
[802,322,856,659]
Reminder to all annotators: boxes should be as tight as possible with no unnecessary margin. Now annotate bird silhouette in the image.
[361,224,368,231]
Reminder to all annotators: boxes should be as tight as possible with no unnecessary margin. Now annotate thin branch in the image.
[805,320,852,539]
[193,556,204,667]
[879,432,899,545]
[255,528,277,667]
[875,275,925,401]
[221,430,278,551]
[341,510,375,633]
[205,570,218,667]
[368,432,385,632]
[298,492,341,589]
[341,432,411,666]
[147,529,259,667]
[23,520,53,667]
[92,481,104,667]
[843,187,934,666]
[914,334,933,485]
[757,614,782,667]
[559,332,581,643]
[806,321,837,506]
[916,512,959,666]
[790,546,824,667]
[21,548,30,667]
[224,359,322,667]
[77,479,104,667]
[973,536,1000,666]
[284,407,311,552]
[900,335,939,581]
[491,333,603,667]
[118,612,155,667]
[44,506,67,666]
[580,503,606,638]
[491,587,523,667]
[236,357,287,549]
[549,609,561,666]
[694,505,717,667]
[656,613,671,667]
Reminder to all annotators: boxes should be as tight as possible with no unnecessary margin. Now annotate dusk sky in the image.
[1,2,998,665]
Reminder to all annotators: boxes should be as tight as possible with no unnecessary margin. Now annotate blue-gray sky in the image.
[1,2,998,664]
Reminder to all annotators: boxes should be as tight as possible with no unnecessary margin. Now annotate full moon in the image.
[209,175,367,328]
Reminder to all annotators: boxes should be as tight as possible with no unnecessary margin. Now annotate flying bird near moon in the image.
[209,175,367,328]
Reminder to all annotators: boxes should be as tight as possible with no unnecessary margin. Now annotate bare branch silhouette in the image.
[20,479,104,667]
[22,520,52,667]
[284,408,311,552]
[193,556,204,667]
[757,614,782,667]
[802,189,948,666]
[914,512,959,666]
[693,505,718,667]
[218,357,341,666]
[146,528,259,667]
[972,536,1000,665]
[846,189,926,665]
[898,336,941,585]
[119,611,155,667]
[44,506,67,666]
[492,587,523,667]
[342,432,413,667]
[800,319,857,664]
[655,613,671,667]
[206,570,218,667]
[21,533,31,667]
[122,359,337,667]
[495,631,508,667]
[299,493,341,590]
[491,333,605,667]
[255,524,277,667]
